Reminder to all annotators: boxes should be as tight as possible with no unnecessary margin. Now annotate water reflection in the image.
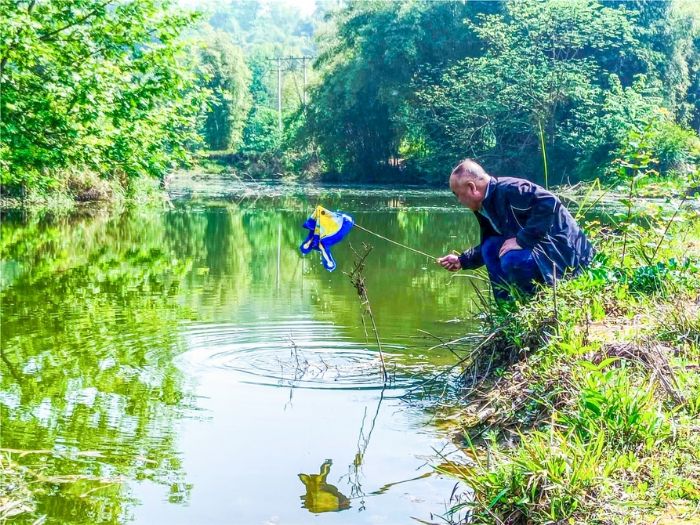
[298,459,351,513]
[342,386,385,511]
[1,186,482,524]
[1,209,194,524]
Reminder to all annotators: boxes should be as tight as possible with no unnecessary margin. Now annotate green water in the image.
[1,180,486,524]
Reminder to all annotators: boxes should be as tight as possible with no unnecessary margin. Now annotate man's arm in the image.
[456,213,496,269]
[507,180,558,249]
[457,246,483,269]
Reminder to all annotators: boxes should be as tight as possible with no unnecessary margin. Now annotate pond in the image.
[1,178,490,524]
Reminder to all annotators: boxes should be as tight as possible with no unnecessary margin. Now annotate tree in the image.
[302,0,503,180]
[0,0,205,196]
[408,0,639,182]
[303,0,698,184]
[194,0,319,160]
[240,53,281,154]
[197,33,251,151]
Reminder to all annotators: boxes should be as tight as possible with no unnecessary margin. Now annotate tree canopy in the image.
[196,32,251,151]
[1,0,698,197]
[301,0,699,183]
[0,0,209,196]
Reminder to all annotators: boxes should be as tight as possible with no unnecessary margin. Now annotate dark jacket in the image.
[458,176,594,284]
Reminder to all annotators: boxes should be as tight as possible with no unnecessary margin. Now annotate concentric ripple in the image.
[178,319,430,390]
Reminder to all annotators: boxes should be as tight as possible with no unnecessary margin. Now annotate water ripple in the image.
[178,320,429,391]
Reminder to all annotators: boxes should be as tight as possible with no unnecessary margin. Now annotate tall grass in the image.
[438,191,700,524]
[566,362,669,450]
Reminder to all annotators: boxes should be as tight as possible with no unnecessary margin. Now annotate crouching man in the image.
[438,159,594,301]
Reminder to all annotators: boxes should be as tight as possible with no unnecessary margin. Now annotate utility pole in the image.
[302,56,307,106]
[266,55,314,131]
[276,56,282,132]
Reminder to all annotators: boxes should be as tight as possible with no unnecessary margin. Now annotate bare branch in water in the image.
[345,243,388,384]
[417,329,464,360]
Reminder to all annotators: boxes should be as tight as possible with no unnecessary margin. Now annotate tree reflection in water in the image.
[0,192,482,523]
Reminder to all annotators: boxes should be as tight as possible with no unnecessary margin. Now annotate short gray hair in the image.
[450,159,489,182]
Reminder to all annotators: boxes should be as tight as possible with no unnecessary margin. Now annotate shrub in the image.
[567,362,670,450]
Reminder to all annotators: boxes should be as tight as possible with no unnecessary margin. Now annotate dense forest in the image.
[1,0,699,200]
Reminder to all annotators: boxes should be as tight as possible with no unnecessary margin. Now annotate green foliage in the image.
[4,0,698,190]
[299,0,699,183]
[240,54,282,154]
[302,0,502,180]
[687,26,700,131]
[414,0,635,181]
[621,258,700,295]
[569,363,669,449]
[451,361,675,523]
[452,429,611,523]
[638,117,700,175]
[207,0,316,51]
[0,0,206,197]
[196,32,251,151]
[610,108,700,179]
[197,0,319,160]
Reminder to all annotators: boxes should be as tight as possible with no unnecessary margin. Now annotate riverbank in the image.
[438,201,700,523]
[3,162,698,214]
[0,172,168,214]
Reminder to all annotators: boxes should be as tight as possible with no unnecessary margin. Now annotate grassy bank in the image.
[437,193,700,523]
[192,149,323,182]
[0,171,171,214]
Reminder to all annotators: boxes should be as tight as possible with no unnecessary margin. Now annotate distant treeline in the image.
[1,0,699,199]
[300,0,700,184]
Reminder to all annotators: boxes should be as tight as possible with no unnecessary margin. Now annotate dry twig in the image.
[345,243,388,383]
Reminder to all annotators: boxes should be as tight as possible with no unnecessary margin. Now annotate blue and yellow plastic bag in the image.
[299,206,354,271]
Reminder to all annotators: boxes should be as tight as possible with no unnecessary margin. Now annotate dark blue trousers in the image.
[481,236,543,301]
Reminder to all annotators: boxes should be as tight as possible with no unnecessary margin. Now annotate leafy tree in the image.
[204,0,315,51]
[197,32,251,151]
[408,1,643,182]
[302,0,503,180]
[241,54,281,154]
[0,0,205,196]
[679,2,700,131]
[193,0,319,161]
[301,0,698,183]
[603,0,697,114]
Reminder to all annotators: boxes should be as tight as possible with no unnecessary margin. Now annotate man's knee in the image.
[501,251,537,281]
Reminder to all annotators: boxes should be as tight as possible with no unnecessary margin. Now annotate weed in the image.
[436,192,700,524]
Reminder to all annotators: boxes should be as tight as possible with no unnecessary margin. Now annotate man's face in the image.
[450,175,482,211]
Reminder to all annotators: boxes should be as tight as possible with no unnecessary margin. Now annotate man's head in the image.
[449,159,490,211]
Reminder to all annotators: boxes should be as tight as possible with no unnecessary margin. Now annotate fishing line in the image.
[353,223,439,260]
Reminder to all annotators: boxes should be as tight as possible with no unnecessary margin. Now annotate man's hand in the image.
[499,237,523,257]
[437,253,462,272]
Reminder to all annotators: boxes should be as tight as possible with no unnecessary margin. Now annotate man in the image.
[438,159,594,301]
